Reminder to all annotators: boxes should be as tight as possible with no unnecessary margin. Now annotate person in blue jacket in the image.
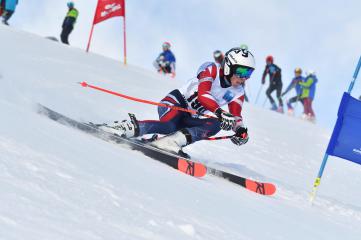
[281,67,304,114]
[153,42,176,78]
[1,0,18,25]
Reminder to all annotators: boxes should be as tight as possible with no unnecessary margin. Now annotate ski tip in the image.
[178,159,207,177]
[79,81,88,87]
[245,179,276,196]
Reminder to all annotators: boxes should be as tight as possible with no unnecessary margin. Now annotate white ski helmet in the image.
[306,70,316,76]
[223,47,256,79]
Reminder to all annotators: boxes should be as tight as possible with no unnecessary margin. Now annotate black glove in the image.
[231,127,249,146]
[215,108,236,131]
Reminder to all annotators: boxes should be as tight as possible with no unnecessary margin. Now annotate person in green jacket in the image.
[299,71,317,121]
[60,1,78,44]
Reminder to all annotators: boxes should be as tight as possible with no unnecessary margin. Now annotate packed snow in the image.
[1,25,361,240]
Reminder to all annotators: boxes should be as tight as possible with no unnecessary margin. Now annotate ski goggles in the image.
[213,51,222,58]
[234,66,254,79]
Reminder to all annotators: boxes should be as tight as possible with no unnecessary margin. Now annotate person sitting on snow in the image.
[99,47,254,156]
[153,42,176,78]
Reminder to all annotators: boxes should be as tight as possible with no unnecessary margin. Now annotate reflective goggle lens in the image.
[234,66,254,79]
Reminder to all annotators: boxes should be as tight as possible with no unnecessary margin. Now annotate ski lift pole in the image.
[310,56,361,203]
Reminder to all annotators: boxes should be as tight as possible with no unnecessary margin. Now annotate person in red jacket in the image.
[99,47,255,155]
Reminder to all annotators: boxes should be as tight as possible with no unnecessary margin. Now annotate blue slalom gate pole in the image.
[310,56,361,203]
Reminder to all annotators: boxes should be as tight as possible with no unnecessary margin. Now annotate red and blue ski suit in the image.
[138,62,246,143]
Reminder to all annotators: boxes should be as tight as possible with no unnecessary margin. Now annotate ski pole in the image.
[79,81,216,119]
[80,82,234,141]
[255,84,263,104]
[206,135,234,140]
[262,97,267,107]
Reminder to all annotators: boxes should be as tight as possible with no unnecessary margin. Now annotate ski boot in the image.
[98,113,139,138]
[2,19,8,26]
[150,129,192,156]
[287,102,294,115]
[277,106,284,113]
[270,103,278,111]
[306,114,316,123]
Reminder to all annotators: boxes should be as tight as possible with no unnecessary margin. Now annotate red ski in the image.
[37,104,276,195]
[178,159,207,177]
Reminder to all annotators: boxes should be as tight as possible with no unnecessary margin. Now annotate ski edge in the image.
[36,104,207,178]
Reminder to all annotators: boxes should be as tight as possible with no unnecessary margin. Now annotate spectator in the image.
[1,0,18,25]
[299,70,317,122]
[0,0,4,16]
[262,55,283,112]
[213,50,224,66]
[282,67,304,115]
[60,1,79,45]
[153,42,176,78]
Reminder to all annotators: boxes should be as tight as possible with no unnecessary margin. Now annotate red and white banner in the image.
[93,0,125,25]
[87,0,127,64]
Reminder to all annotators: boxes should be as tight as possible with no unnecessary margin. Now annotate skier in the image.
[100,47,254,155]
[153,42,176,78]
[213,50,224,66]
[60,1,78,45]
[281,67,304,115]
[261,55,283,112]
[0,0,18,25]
[299,70,317,122]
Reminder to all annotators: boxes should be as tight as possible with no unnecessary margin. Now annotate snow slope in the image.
[1,25,361,240]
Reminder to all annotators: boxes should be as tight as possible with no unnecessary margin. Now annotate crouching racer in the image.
[100,47,255,155]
